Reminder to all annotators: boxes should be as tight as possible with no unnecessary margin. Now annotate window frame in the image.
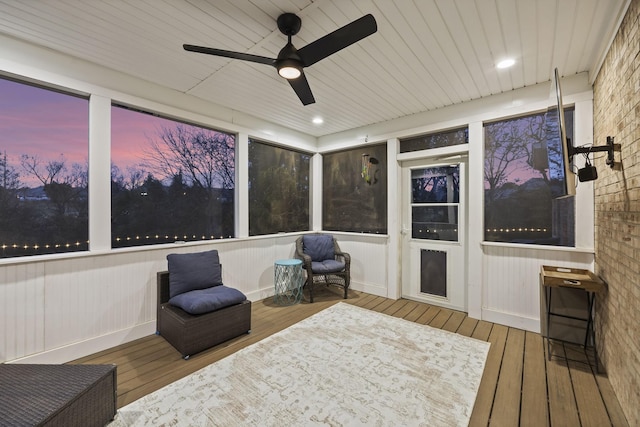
[482,107,576,248]
[0,75,90,259]
[247,137,312,236]
[110,103,237,249]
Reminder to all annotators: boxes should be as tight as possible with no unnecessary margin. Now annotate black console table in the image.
[540,265,605,372]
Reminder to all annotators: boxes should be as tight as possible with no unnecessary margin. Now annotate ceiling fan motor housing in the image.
[277,13,302,36]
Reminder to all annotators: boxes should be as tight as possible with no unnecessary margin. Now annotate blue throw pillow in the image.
[167,250,223,298]
[169,286,247,315]
[302,234,335,262]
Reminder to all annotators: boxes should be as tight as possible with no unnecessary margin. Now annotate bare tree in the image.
[144,124,235,189]
[0,150,22,223]
[20,154,87,216]
[111,163,147,190]
[143,124,235,237]
[1,150,21,190]
[484,119,535,201]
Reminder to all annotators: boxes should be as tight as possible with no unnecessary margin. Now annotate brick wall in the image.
[592,0,640,425]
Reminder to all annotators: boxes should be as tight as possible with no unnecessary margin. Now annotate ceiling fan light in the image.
[278,64,301,79]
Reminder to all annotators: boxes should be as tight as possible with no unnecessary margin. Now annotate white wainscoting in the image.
[0,233,389,364]
[481,244,595,332]
[333,233,389,298]
[2,232,597,364]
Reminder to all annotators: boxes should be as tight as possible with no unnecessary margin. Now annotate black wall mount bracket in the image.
[569,136,620,168]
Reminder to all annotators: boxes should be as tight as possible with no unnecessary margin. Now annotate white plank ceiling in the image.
[0,0,628,137]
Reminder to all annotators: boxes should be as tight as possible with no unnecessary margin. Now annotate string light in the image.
[0,234,236,255]
[486,228,549,233]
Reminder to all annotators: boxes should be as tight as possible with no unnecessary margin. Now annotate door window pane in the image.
[0,77,89,258]
[111,105,235,248]
[411,166,459,241]
[411,165,459,203]
[412,206,458,241]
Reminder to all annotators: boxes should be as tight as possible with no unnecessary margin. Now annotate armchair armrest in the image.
[335,251,351,270]
[335,250,351,262]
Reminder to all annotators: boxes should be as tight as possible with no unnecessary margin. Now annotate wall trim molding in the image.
[7,321,156,365]
[482,308,541,333]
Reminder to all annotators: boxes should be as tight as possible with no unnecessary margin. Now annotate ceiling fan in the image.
[183,13,377,106]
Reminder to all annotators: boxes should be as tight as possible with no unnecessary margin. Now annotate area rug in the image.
[109,302,490,426]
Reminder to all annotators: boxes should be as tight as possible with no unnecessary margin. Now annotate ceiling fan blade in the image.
[287,72,315,105]
[297,14,377,67]
[183,44,275,66]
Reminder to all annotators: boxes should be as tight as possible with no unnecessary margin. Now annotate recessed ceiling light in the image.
[312,117,324,124]
[497,59,515,69]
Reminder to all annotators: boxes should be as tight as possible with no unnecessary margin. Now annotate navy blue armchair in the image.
[295,234,351,303]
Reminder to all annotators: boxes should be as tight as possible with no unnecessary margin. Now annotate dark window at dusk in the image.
[248,139,310,236]
[484,108,575,246]
[400,127,468,153]
[323,144,387,234]
[111,105,235,248]
[0,77,89,258]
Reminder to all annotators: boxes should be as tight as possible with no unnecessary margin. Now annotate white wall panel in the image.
[1,233,389,364]
[335,234,388,297]
[482,244,594,332]
[0,263,45,362]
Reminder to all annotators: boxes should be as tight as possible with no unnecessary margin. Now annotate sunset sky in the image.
[2,76,569,192]
[111,104,179,173]
[0,77,181,187]
[0,78,88,187]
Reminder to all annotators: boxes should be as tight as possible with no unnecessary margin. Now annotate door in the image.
[401,158,467,311]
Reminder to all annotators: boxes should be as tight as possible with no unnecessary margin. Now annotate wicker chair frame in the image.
[156,270,251,359]
[295,234,351,303]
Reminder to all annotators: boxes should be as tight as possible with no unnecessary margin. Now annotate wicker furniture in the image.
[295,234,351,303]
[0,363,116,427]
[156,271,252,359]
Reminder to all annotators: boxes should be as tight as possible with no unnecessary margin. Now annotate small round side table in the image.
[274,259,304,305]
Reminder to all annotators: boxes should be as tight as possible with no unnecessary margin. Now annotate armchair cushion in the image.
[311,260,346,274]
[302,234,335,262]
[167,250,223,298]
[169,285,247,315]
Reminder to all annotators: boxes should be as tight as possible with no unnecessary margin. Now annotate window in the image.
[400,127,468,153]
[484,109,575,246]
[0,77,89,258]
[323,144,387,234]
[411,165,459,241]
[248,139,310,235]
[111,105,235,248]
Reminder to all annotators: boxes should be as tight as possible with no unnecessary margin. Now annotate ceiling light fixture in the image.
[497,58,515,69]
[277,56,302,79]
[312,117,324,124]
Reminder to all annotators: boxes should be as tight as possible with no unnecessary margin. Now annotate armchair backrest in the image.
[301,234,335,261]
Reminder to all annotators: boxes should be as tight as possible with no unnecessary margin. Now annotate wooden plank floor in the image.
[71,288,629,426]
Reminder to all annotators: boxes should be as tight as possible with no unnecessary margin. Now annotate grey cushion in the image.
[167,250,223,298]
[311,259,346,274]
[168,285,247,315]
[302,235,335,262]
